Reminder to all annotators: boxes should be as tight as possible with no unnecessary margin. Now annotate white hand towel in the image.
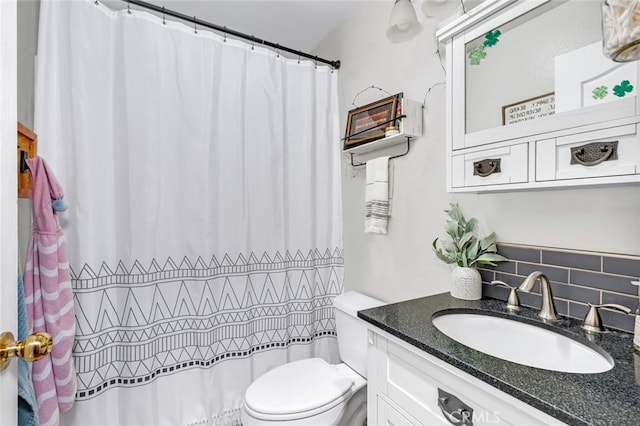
[365,156,390,234]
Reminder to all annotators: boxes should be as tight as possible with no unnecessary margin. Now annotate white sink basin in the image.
[432,311,613,373]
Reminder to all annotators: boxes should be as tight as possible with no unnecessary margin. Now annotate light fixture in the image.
[422,0,462,19]
[386,0,422,43]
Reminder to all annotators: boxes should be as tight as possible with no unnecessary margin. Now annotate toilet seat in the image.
[243,358,354,421]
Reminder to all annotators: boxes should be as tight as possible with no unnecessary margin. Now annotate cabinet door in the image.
[377,397,422,426]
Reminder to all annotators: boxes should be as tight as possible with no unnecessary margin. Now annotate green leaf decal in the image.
[483,30,501,47]
[469,45,487,65]
[592,86,608,99]
[613,80,634,97]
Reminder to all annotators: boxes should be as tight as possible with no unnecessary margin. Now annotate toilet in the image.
[241,291,385,426]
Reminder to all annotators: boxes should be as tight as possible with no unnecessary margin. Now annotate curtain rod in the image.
[119,0,341,69]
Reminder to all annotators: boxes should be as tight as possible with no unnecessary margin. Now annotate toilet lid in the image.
[244,358,354,417]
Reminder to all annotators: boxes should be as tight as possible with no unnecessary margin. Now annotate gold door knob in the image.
[0,331,53,370]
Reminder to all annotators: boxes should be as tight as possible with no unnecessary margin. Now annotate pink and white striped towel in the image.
[23,156,76,426]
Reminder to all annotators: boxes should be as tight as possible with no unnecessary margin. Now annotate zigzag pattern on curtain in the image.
[69,248,344,400]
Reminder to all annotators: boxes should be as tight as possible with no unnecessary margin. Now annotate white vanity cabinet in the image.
[366,328,566,426]
[436,0,640,192]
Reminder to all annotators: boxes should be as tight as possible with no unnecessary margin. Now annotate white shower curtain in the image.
[34,1,343,425]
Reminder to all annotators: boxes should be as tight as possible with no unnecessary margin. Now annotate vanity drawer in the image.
[452,143,528,188]
[375,335,564,426]
[536,124,640,181]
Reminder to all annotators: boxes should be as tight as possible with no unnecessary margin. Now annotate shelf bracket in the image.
[349,137,411,167]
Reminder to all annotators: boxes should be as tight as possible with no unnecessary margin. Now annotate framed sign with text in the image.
[502,92,555,125]
[343,94,401,149]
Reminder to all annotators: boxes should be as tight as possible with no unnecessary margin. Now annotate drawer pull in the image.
[438,388,474,425]
[473,158,501,177]
[570,141,618,166]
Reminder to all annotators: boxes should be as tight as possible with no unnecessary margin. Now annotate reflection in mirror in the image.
[465,1,603,134]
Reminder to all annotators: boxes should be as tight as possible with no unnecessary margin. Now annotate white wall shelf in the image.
[343,97,423,161]
[344,132,413,156]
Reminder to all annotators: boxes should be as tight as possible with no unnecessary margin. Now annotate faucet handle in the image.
[581,303,632,333]
[489,280,520,311]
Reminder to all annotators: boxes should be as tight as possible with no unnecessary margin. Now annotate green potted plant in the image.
[432,203,508,300]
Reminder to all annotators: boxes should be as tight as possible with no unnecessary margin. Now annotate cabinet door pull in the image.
[438,388,474,425]
[473,158,501,177]
[570,141,618,166]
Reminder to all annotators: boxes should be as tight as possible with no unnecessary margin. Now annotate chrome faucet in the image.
[518,272,560,321]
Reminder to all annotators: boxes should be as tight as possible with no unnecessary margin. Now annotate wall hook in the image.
[19,150,29,173]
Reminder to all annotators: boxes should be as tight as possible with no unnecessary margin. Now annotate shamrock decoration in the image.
[469,45,487,65]
[469,29,501,65]
[483,30,502,47]
[613,80,634,97]
[592,86,608,99]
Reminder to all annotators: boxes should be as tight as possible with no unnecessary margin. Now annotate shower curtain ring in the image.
[223,27,227,43]
[314,56,318,69]
[251,36,255,50]
[193,16,197,34]
[276,44,280,58]
[127,0,131,14]
[162,5,166,25]
[298,54,301,64]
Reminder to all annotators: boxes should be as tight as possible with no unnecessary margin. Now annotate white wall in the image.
[314,1,640,304]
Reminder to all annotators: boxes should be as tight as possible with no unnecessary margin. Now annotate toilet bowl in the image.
[241,292,384,426]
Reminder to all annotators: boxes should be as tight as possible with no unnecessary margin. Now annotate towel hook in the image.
[19,150,29,173]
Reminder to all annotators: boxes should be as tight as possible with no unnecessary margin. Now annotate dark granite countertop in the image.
[358,293,640,426]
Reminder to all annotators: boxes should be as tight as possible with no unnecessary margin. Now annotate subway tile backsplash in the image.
[480,244,640,333]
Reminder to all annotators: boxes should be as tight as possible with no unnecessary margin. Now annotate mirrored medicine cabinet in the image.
[437,0,640,192]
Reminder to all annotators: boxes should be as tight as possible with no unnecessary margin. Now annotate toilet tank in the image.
[333,291,385,379]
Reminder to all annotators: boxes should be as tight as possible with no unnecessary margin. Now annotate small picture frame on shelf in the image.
[344,94,401,149]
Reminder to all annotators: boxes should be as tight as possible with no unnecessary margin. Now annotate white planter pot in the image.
[451,266,482,300]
